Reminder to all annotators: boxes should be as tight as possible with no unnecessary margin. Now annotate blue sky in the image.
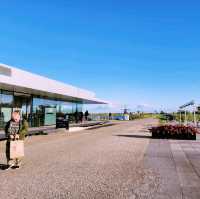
[0,0,200,112]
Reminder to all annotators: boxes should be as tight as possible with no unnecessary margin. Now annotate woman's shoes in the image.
[5,161,15,170]
[12,161,20,169]
[5,165,11,170]
[5,160,20,170]
[11,165,20,169]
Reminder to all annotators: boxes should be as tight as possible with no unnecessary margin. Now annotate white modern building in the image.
[0,63,107,129]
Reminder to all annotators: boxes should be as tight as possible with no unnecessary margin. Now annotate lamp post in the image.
[179,100,195,126]
[193,104,197,127]
[184,110,187,125]
[179,110,182,124]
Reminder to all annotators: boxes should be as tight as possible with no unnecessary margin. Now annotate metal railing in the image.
[88,114,110,121]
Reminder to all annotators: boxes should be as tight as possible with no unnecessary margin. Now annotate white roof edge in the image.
[0,63,108,104]
[0,63,95,97]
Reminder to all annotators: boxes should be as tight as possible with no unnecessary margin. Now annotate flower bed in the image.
[149,125,197,140]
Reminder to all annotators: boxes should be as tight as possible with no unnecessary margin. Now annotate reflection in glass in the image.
[32,98,58,127]
[0,91,13,107]
[0,90,13,129]
[0,89,84,129]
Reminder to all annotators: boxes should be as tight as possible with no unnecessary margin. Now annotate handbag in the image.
[10,140,24,159]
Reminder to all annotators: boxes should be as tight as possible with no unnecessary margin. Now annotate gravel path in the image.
[0,118,158,199]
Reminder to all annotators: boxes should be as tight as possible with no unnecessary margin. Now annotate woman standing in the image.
[5,111,28,169]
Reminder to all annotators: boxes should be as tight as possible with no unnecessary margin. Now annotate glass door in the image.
[44,107,56,125]
[1,107,12,122]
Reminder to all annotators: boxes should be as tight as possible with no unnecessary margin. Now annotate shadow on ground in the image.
[0,164,8,170]
[87,123,117,130]
[115,134,151,139]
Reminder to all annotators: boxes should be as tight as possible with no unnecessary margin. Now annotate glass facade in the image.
[13,94,32,124]
[0,90,13,128]
[0,89,83,129]
[32,98,57,127]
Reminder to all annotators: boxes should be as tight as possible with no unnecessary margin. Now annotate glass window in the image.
[58,101,73,114]
[0,90,13,107]
[32,97,58,127]
[0,90,13,129]
[76,103,83,112]
[31,97,83,126]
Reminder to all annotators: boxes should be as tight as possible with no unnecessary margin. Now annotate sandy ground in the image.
[0,118,159,199]
[2,119,200,198]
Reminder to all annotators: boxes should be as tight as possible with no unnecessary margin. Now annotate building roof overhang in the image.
[0,63,108,105]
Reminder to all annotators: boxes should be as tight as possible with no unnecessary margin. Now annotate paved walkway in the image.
[144,138,200,199]
[0,118,200,198]
[0,121,109,140]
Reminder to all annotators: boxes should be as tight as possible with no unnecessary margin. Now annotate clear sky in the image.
[0,0,200,112]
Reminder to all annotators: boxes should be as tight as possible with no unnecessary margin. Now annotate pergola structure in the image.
[179,100,197,126]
